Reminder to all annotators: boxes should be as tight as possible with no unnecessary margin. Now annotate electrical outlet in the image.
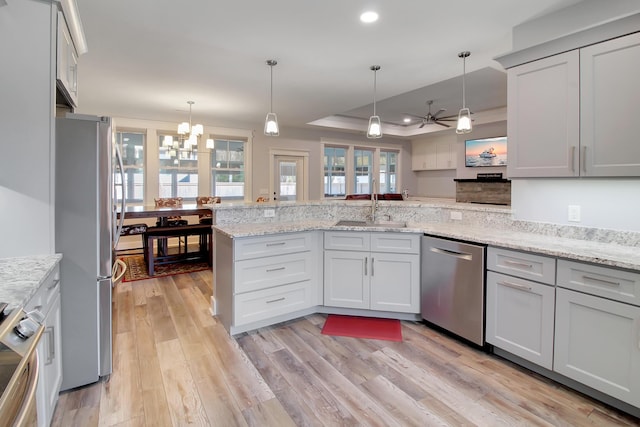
[568,205,581,222]
[450,211,462,221]
[264,209,275,218]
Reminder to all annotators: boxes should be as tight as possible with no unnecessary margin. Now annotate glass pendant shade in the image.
[206,138,214,149]
[178,122,190,135]
[367,115,382,138]
[264,112,279,136]
[192,124,203,136]
[456,107,472,134]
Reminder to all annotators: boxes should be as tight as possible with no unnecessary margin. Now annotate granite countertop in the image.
[213,221,640,272]
[0,254,63,311]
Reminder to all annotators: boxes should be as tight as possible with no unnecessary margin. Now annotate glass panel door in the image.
[274,156,303,201]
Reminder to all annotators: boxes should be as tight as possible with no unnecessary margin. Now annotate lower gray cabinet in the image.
[486,270,555,369]
[554,260,640,408]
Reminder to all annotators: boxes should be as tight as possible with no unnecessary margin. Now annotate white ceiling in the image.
[73,0,582,137]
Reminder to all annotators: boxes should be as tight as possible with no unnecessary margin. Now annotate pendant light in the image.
[264,59,279,136]
[456,51,472,134]
[367,65,382,138]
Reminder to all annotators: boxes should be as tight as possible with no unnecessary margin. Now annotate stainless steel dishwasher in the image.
[421,235,486,346]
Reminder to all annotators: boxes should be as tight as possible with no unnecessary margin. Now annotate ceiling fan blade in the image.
[432,108,447,119]
[435,121,451,128]
[419,122,426,128]
[403,113,427,120]
[436,118,457,122]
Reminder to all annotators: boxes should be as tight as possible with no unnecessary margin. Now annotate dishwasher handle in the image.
[429,246,473,261]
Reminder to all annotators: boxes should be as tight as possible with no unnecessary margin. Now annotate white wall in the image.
[252,127,413,201]
[512,179,640,232]
[0,1,56,258]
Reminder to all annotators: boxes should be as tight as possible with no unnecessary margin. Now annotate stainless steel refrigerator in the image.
[55,114,120,391]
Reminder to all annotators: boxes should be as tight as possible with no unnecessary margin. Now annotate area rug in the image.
[119,255,210,282]
[321,314,403,342]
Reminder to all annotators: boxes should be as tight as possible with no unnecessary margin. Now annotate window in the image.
[354,149,374,194]
[379,150,398,193]
[158,134,198,200]
[115,131,144,204]
[211,139,245,200]
[324,147,346,197]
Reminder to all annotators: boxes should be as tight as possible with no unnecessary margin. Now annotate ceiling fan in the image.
[404,100,456,128]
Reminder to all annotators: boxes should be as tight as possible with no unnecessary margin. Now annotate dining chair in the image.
[196,196,220,254]
[117,223,148,256]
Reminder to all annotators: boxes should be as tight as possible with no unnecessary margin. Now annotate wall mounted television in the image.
[465,136,507,167]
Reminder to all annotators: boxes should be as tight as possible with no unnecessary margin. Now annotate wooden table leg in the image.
[146,235,155,276]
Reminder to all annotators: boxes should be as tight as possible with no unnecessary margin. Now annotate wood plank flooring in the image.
[51,270,640,426]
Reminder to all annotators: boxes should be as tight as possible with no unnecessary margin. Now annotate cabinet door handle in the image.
[266,266,285,273]
[266,242,286,247]
[266,297,285,304]
[47,279,60,291]
[582,146,587,173]
[498,280,532,292]
[570,146,576,172]
[371,257,374,276]
[45,326,55,366]
[364,257,368,276]
[504,259,533,269]
[582,275,620,287]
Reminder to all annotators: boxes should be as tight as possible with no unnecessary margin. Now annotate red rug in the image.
[321,315,402,342]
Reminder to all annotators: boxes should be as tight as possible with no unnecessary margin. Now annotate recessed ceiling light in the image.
[403,117,411,123]
[360,11,379,23]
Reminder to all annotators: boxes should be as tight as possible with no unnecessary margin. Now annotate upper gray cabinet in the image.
[506,32,640,178]
[57,11,78,108]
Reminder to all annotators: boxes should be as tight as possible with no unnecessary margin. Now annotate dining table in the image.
[116,204,213,222]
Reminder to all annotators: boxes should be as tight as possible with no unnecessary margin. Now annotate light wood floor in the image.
[51,270,640,426]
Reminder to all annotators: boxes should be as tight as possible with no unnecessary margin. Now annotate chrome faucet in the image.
[371,178,378,222]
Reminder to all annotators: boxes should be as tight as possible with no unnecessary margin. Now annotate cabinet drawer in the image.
[487,247,556,285]
[324,231,370,251]
[557,260,640,306]
[234,232,314,261]
[234,281,314,326]
[371,233,420,254]
[24,265,60,316]
[235,251,313,294]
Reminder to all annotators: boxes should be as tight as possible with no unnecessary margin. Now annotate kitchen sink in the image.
[334,220,407,228]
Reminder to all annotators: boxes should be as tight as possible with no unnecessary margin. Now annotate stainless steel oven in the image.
[0,307,44,427]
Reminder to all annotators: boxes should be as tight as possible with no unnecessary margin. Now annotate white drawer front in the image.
[235,251,313,294]
[24,264,60,316]
[557,260,640,306]
[235,232,314,261]
[371,233,420,254]
[488,247,556,285]
[234,281,313,326]
[324,231,370,251]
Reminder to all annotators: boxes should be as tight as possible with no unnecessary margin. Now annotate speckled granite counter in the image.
[0,254,62,311]
[213,220,640,272]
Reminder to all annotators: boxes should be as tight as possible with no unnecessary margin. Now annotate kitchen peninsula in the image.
[210,198,640,417]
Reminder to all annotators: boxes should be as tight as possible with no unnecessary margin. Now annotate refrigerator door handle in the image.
[113,142,126,248]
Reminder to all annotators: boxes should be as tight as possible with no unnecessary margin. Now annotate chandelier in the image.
[178,101,203,148]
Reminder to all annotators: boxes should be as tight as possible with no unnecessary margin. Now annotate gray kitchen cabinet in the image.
[486,247,556,369]
[24,263,63,427]
[324,231,420,313]
[57,11,78,107]
[411,138,457,171]
[507,51,580,178]
[215,231,321,334]
[580,32,640,176]
[554,260,640,408]
[507,32,640,178]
